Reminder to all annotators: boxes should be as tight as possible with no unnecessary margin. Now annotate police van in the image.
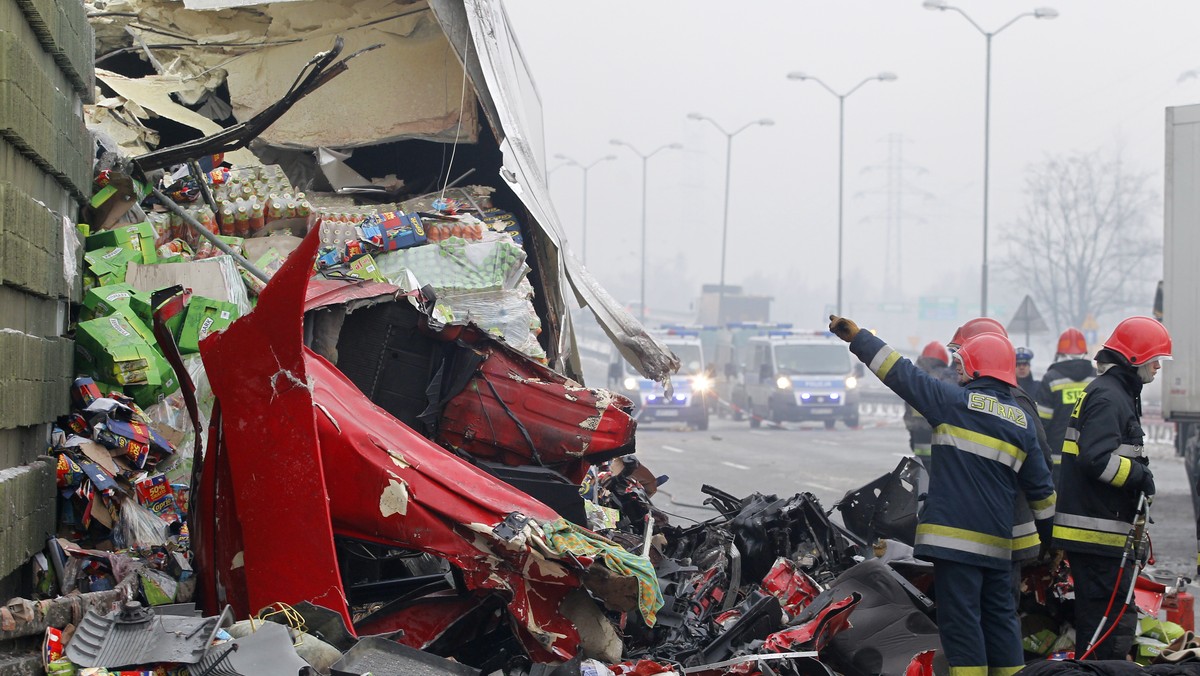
[608,331,712,430]
[732,331,862,429]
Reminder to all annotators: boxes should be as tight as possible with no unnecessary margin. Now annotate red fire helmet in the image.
[955,333,1018,387]
[948,317,1008,350]
[920,341,949,366]
[1056,328,1088,356]
[1102,317,1173,366]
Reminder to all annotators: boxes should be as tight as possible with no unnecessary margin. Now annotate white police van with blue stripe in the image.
[608,331,712,430]
[733,330,862,429]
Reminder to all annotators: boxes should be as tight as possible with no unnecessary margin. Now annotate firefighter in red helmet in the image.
[1053,317,1172,659]
[1035,328,1097,481]
[904,341,956,467]
[830,315,1055,676]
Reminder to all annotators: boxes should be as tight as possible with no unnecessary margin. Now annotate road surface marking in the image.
[721,461,750,470]
[810,439,839,446]
[750,431,771,437]
[804,481,836,491]
[662,445,686,454]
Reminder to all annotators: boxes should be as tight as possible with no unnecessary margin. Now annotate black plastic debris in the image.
[66,601,231,668]
[837,457,924,546]
[331,636,481,676]
[187,621,315,676]
[822,559,945,676]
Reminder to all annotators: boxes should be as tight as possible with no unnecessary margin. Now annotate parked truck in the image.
[1163,102,1200,572]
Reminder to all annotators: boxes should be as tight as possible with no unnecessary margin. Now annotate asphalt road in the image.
[634,411,1199,586]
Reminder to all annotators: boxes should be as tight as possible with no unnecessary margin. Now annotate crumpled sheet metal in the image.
[437,339,636,484]
[66,602,230,668]
[198,228,612,662]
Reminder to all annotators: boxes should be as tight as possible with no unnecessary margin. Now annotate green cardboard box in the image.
[124,350,179,409]
[82,283,136,320]
[178,296,239,354]
[84,246,140,288]
[348,254,384,282]
[128,289,184,341]
[75,315,159,385]
[85,221,158,264]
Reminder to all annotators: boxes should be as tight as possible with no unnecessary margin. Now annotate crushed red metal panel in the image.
[198,230,350,627]
[303,278,401,313]
[437,338,636,484]
[197,228,594,661]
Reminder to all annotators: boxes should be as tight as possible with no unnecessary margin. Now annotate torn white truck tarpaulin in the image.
[445,0,678,384]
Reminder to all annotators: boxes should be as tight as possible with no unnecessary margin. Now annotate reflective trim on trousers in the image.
[916,524,1012,560]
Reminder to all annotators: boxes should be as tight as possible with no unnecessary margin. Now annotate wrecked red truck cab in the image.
[194,229,643,663]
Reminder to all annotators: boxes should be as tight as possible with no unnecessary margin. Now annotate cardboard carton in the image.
[178,296,239,354]
[81,283,136,320]
[85,221,158,264]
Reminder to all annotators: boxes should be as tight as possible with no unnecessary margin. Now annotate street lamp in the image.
[610,139,683,322]
[686,113,774,324]
[923,0,1058,316]
[553,153,616,266]
[786,71,896,317]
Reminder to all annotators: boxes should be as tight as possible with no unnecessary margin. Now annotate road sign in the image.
[1009,295,1049,347]
[919,297,958,321]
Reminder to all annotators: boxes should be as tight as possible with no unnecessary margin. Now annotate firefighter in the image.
[830,315,1056,676]
[1052,316,1171,660]
[1035,328,1097,480]
[904,341,954,468]
[1015,347,1036,393]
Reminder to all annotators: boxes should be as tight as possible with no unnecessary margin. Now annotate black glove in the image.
[828,315,860,343]
[1132,468,1152,499]
[1133,465,1155,498]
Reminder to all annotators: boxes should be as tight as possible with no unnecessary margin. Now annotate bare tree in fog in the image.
[1003,150,1159,331]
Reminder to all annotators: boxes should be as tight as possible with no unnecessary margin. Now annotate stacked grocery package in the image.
[318,185,545,361]
[0,0,92,604]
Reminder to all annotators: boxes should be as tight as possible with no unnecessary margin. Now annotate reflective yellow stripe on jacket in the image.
[932,424,1027,471]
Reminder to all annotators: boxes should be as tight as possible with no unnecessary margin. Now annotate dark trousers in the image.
[1069,551,1137,660]
[933,558,1023,673]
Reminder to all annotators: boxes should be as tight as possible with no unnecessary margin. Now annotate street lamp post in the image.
[553,153,616,266]
[923,0,1058,316]
[686,114,774,324]
[610,140,682,322]
[786,71,896,317]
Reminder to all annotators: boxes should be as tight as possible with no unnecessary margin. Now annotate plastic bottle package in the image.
[434,289,545,361]
[374,235,530,293]
[117,498,170,549]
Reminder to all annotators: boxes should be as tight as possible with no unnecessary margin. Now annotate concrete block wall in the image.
[0,0,90,602]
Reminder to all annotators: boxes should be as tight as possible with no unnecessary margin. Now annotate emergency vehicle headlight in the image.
[776,376,792,390]
[623,376,639,390]
[692,374,713,392]
[845,376,858,389]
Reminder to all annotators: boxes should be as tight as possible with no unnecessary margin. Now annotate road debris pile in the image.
[24,147,1200,674]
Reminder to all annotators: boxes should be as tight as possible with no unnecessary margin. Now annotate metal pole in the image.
[982,32,993,317]
[837,95,846,317]
[640,155,648,322]
[581,166,589,266]
[151,187,270,282]
[718,133,733,324]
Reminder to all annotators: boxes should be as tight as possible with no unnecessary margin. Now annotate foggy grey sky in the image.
[504,1,1200,344]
